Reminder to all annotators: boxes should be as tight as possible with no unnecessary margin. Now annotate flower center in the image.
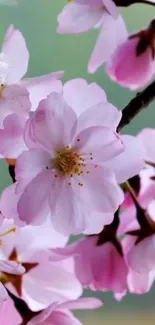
[53,147,81,176]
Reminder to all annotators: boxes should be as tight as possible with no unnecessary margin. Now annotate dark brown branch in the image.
[114,0,155,7]
[7,290,39,324]
[118,79,155,132]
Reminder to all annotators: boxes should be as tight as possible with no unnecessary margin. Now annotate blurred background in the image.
[0,1,155,324]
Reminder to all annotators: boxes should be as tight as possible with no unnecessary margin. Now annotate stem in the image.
[114,0,155,7]
[125,181,151,228]
[118,80,155,132]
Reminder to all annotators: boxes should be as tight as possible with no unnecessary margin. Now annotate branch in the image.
[118,80,155,132]
[7,290,39,325]
[114,0,155,7]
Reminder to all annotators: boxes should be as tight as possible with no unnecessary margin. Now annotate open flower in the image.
[57,0,127,73]
[0,218,82,311]
[0,79,145,235]
[15,92,125,235]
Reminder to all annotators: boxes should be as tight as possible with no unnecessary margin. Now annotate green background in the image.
[0,1,155,323]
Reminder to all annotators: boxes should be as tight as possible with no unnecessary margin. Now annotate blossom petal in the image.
[77,102,121,133]
[0,85,30,128]
[15,149,51,193]
[17,171,52,225]
[2,25,29,83]
[63,78,107,116]
[74,126,124,162]
[72,165,124,213]
[0,282,8,301]
[0,260,25,275]
[104,135,145,183]
[0,113,27,158]
[49,179,88,235]
[30,92,77,153]
[21,72,63,111]
[88,14,127,73]
[57,3,103,34]
[59,297,103,310]
[137,128,155,163]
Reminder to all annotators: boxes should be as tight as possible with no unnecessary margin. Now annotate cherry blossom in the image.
[0,79,145,234]
[13,89,144,235]
[0,218,82,311]
[57,1,127,73]
[106,21,155,89]
[28,298,103,325]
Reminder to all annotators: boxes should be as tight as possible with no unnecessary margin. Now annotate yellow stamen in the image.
[0,227,16,238]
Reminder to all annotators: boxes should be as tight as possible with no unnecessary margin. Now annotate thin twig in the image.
[118,80,155,132]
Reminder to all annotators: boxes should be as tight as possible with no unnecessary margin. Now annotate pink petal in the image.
[30,92,77,153]
[57,3,103,34]
[102,0,119,18]
[0,297,22,323]
[74,126,124,161]
[0,85,30,128]
[63,78,107,116]
[0,283,8,301]
[88,14,127,73]
[72,165,124,213]
[15,149,51,193]
[137,128,155,163]
[2,25,29,83]
[91,243,128,294]
[0,260,25,275]
[128,269,155,294]
[21,71,64,111]
[49,179,88,235]
[127,235,155,273]
[104,135,145,183]
[0,184,23,224]
[17,171,52,225]
[106,37,153,89]
[77,101,121,133]
[23,256,82,311]
[59,297,103,310]
[0,113,27,158]
[27,303,57,325]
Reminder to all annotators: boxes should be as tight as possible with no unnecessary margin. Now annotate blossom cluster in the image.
[0,0,155,324]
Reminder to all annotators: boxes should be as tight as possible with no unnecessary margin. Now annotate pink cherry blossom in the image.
[14,91,126,235]
[0,297,22,325]
[0,25,63,111]
[57,1,127,73]
[0,218,82,311]
[51,236,128,299]
[106,24,155,89]
[0,79,145,235]
[28,298,103,325]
